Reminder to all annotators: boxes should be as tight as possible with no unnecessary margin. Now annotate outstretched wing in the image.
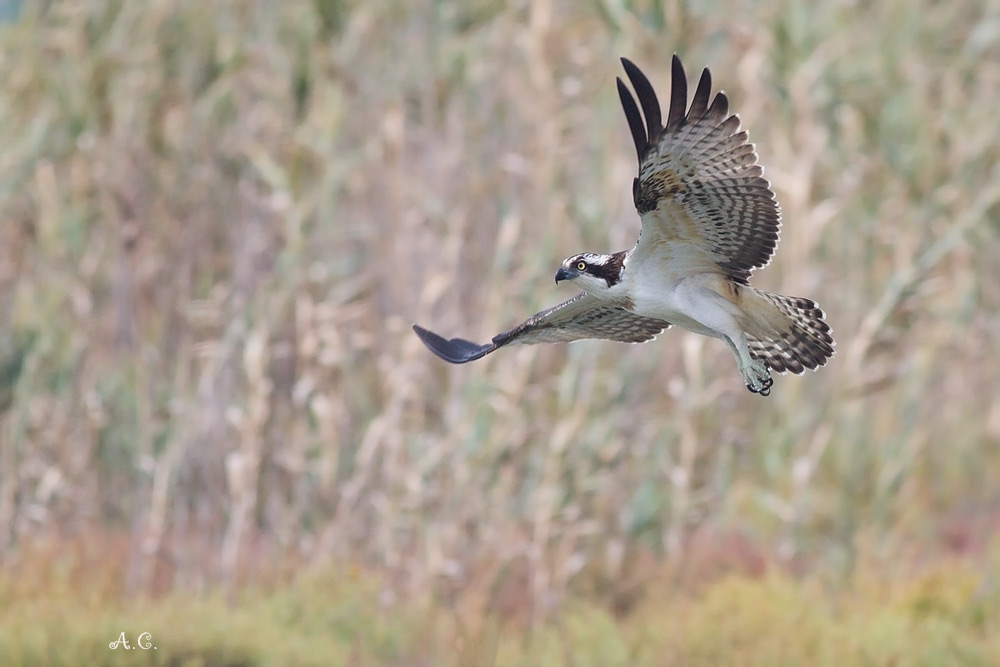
[617,55,780,284]
[413,293,671,363]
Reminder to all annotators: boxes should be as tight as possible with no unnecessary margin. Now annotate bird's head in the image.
[555,252,625,292]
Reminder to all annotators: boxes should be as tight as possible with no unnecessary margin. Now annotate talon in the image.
[740,358,773,396]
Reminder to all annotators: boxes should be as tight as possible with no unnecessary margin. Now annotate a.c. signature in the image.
[108,632,156,650]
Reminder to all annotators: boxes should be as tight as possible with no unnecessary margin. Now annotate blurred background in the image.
[1,0,999,664]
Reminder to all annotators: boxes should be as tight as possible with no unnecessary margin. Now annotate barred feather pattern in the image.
[747,292,835,375]
[411,293,672,365]
[491,293,670,347]
[618,56,781,284]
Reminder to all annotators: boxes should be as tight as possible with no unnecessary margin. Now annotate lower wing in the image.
[414,293,671,364]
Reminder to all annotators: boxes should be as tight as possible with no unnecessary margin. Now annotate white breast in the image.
[623,256,738,340]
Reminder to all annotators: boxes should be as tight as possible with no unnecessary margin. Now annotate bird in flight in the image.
[413,55,834,396]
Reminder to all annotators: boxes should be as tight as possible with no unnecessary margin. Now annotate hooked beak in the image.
[554,266,578,284]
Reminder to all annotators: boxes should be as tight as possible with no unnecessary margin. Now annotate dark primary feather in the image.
[414,293,671,364]
[412,326,492,363]
[620,58,661,142]
[616,78,647,164]
[688,68,713,122]
[665,54,688,130]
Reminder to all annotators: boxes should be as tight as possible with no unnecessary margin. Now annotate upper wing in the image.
[617,55,780,284]
[413,293,671,363]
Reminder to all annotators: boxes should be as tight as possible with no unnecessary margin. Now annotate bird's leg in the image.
[724,335,772,396]
[679,282,774,395]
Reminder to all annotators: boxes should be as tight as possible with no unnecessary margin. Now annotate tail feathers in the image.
[748,291,835,375]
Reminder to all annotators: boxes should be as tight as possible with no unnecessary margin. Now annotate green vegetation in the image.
[2,552,999,665]
[1,0,999,663]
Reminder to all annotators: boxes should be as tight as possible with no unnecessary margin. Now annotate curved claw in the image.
[746,373,774,397]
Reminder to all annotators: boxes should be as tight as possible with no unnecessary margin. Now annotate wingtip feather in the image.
[617,77,647,164]
[709,90,730,119]
[688,67,712,121]
[412,324,492,364]
[666,54,688,130]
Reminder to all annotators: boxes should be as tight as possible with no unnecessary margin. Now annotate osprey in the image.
[413,56,834,396]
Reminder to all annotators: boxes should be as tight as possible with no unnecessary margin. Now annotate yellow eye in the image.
[576,261,587,271]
